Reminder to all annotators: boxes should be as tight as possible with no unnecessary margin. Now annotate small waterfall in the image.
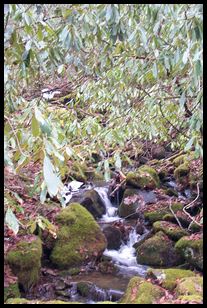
[94,185,149,277]
[94,187,119,222]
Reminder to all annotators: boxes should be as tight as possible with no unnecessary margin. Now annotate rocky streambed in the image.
[4,153,203,304]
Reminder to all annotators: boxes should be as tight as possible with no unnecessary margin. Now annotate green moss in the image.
[174,163,190,180]
[77,281,91,297]
[178,295,203,303]
[175,236,203,270]
[5,298,81,304]
[173,155,187,167]
[6,237,42,291]
[166,188,178,197]
[147,268,196,291]
[175,276,203,299]
[144,203,183,224]
[120,276,165,304]
[4,283,20,302]
[153,221,189,241]
[118,188,139,218]
[69,162,88,182]
[136,231,181,267]
[50,203,107,269]
[126,165,160,189]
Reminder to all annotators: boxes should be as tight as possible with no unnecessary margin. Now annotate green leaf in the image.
[114,152,122,171]
[184,136,195,151]
[179,91,186,108]
[59,25,69,42]
[182,49,189,64]
[104,159,111,181]
[106,5,113,22]
[31,115,40,137]
[43,155,63,197]
[5,208,19,235]
[152,62,158,78]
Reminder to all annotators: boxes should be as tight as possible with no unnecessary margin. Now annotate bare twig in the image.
[169,198,184,229]
[109,179,126,197]
[183,183,203,228]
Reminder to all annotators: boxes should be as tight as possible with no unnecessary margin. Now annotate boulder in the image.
[126,165,160,189]
[175,234,203,271]
[175,276,203,302]
[174,163,190,182]
[153,221,189,241]
[136,231,182,267]
[50,203,107,269]
[103,225,122,250]
[118,188,140,218]
[120,276,165,304]
[70,189,106,219]
[143,202,184,224]
[147,268,196,291]
[6,235,42,291]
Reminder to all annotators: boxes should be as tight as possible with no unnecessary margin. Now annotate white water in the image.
[94,187,119,222]
[95,186,148,277]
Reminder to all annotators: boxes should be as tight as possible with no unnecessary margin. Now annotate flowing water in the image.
[94,186,149,277]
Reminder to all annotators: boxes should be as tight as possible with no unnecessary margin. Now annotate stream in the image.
[25,180,191,303]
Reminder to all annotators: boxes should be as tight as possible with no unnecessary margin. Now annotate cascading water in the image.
[95,186,149,277]
[94,187,119,222]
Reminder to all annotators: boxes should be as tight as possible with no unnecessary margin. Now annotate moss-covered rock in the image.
[147,268,196,291]
[120,276,165,304]
[175,235,203,270]
[174,163,190,181]
[6,236,42,291]
[153,221,189,241]
[173,154,188,167]
[69,162,104,182]
[50,203,107,269]
[118,188,140,218]
[136,231,182,267]
[70,189,106,219]
[143,202,184,224]
[5,298,81,304]
[175,276,203,302]
[126,165,160,189]
[4,283,20,302]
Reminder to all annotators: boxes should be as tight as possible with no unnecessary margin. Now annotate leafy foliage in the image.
[4,4,203,202]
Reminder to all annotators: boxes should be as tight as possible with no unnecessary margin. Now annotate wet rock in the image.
[126,165,160,189]
[175,234,203,271]
[50,203,107,269]
[118,189,141,218]
[70,189,106,219]
[98,260,118,274]
[147,268,196,291]
[120,276,165,304]
[6,235,42,291]
[175,276,203,302]
[153,221,189,241]
[135,221,144,235]
[136,231,182,267]
[77,281,122,302]
[103,226,122,250]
